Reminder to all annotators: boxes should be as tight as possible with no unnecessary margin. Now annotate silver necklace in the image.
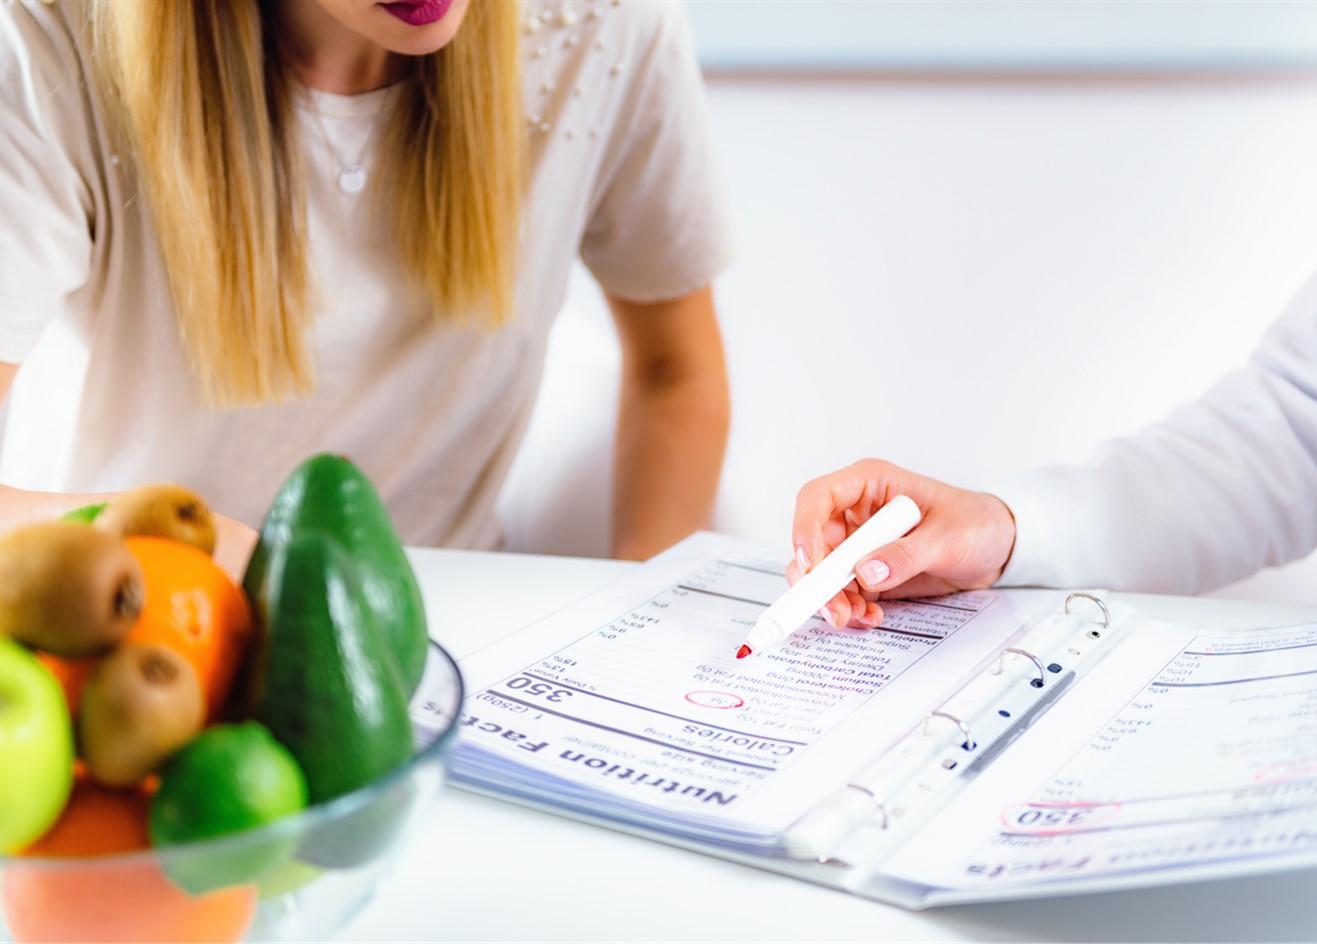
[305,101,381,196]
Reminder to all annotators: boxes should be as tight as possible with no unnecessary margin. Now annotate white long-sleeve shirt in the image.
[995,271,1317,594]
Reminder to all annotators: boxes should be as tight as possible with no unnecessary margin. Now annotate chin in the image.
[372,0,471,56]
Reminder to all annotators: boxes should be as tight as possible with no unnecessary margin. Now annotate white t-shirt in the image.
[0,0,731,548]
[995,269,1317,594]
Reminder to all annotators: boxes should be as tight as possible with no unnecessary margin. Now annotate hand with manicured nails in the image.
[787,459,1018,629]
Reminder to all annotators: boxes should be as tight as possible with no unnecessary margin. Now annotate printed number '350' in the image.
[505,676,573,703]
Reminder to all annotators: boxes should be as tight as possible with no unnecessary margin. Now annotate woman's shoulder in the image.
[0,0,89,71]
[0,0,95,131]
[572,0,690,42]
[522,0,694,93]
[521,0,688,45]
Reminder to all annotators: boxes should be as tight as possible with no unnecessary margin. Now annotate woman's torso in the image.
[0,0,726,547]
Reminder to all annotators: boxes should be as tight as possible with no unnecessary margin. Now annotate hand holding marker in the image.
[736,496,923,658]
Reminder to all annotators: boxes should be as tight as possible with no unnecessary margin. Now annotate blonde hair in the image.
[89,1,522,405]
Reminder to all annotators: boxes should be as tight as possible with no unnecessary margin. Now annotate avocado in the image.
[243,454,427,695]
[249,532,413,806]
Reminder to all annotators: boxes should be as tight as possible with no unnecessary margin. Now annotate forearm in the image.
[0,366,107,525]
[611,366,729,560]
[0,484,108,527]
[605,284,729,560]
[999,384,1315,593]
[997,279,1317,593]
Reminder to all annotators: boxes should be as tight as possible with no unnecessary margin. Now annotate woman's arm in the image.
[788,270,1317,620]
[0,363,99,520]
[0,362,256,575]
[994,275,1317,593]
[607,285,730,560]
[568,4,731,561]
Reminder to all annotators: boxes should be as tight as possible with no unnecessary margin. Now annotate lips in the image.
[380,0,454,27]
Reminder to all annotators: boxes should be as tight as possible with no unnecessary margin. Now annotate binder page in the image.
[451,533,1055,849]
[880,618,1317,899]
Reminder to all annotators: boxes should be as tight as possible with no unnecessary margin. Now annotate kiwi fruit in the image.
[96,484,217,555]
[0,521,144,657]
[80,644,204,788]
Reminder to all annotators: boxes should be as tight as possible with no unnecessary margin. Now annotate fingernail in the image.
[822,607,837,628]
[857,560,890,586]
[795,544,811,573]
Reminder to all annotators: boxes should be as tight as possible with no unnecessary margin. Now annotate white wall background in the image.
[498,73,1317,604]
[684,0,1317,72]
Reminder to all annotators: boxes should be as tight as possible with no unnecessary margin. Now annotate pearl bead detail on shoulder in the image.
[521,0,628,146]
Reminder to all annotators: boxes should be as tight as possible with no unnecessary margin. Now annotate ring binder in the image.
[1065,591,1111,632]
[925,710,976,750]
[995,647,1046,688]
[845,784,889,828]
[785,589,1133,865]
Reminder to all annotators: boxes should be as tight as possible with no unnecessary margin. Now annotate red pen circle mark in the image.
[684,690,745,710]
[1254,758,1317,784]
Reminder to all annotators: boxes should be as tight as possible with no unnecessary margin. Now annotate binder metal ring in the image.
[925,710,976,750]
[846,783,889,829]
[996,647,1046,687]
[1065,592,1111,629]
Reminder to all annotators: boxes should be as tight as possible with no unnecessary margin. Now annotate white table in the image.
[341,549,1317,942]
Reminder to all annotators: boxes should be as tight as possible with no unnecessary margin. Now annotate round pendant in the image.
[337,165,367,195]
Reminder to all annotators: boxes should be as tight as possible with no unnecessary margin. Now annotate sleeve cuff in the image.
[591,230,736,305]
[986,472,1071,588]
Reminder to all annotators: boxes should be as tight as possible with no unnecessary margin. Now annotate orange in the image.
[37,653,95,715]
[20,780,152,855]
[45,537,253,722]
[4,782,257,943]
[121,536,253,721]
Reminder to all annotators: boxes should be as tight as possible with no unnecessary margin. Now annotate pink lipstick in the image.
[380,0,454,27]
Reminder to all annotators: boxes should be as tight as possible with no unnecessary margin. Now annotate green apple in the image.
[0,638,74,852]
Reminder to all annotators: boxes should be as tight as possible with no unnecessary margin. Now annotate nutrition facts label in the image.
[957,624,1317,883]
[452,535,1024,834]
[521,556,995,737]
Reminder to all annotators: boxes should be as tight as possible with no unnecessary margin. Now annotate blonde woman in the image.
[0,0,731,572]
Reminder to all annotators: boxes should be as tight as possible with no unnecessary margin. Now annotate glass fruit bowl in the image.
[0,640,464,944]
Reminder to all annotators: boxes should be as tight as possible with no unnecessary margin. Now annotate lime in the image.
[60,502,106,523]
[150,722,307,893]
[257,858,323,900]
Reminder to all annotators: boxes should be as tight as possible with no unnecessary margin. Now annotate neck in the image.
[279,0,397,95]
